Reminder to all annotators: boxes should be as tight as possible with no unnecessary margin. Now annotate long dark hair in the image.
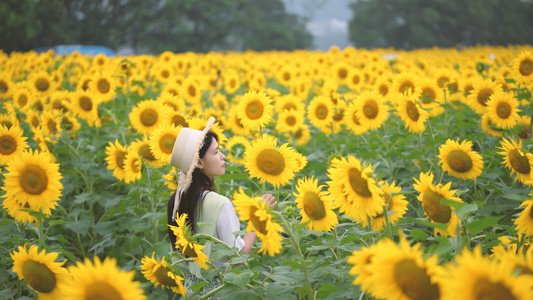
[167,131,218,251]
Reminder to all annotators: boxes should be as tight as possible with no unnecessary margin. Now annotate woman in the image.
[166,117,276,294]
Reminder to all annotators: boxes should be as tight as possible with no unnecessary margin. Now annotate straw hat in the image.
[169,116,215,221]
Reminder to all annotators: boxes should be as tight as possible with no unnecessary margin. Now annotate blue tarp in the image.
[34,45,116,56]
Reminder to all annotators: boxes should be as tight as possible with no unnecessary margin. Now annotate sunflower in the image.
[187,116,228,145]
[0,73,14,99]
[466,78,502,114]
[233,188,284,256]
[129,99,168,135]
[498,137,533,185]
[88,70,117,102]
[512,51,533,84]
[277,64,293,87]
[61,256,146,300]
[47,90,72,113]
[343,100,370,135]
[347,241,383,290]
[418,77,445,117]
[29,71,57,96]
[105,139,129,181]
[413,172,463,237]
[332,61,351,86]
[40,110,63,138]
[290,77,311,99]
[438,139,484,180]
[162,168,178,192]
[10,244,69,300]
[346,68,363,91]
[236,90,274,132]
[374,76,392,99]
[180,76,202,105]
[244,134,299,188]
[274,94,306,113]
[514,199,533,237]
[11,87,33,111]
[396,90,429,133]
[123,151,143,184]
[390,71,420,96]
[130,136,161,167]
[307,95,335,133]
[225,135,250,165]
[91,53,110,68]
[70,90,101,127]
[362,238,441,300]
[362,181,408,231]
[0,125,29,166]
[353,90,389,130]
[160,82,182,100]
[276,108,305,133]
[440,246,533,300]
[148,123,182,164]
[140,253,186,295]
[326,155,384,221]
[485,90,521,130]
[223,69,240,94]
[492,243,533,277]
[292,149,308,172]
[168,214,210,269]
[294,176,338,233]
[1,149,63,224]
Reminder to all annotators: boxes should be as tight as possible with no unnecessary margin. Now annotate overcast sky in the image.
[282,0,353,50]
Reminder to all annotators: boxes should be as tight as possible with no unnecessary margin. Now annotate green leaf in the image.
[316,283,337,299]
[465,216,503,236]
[225,269,253,288]
[408,228,429,241]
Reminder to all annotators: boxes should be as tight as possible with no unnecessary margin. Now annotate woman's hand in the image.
[261,193,277,207]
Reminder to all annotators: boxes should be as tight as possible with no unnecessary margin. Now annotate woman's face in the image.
[198,137,226,179]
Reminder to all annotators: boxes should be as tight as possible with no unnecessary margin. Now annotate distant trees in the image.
[348,0,533,49]
[0,0,312,53]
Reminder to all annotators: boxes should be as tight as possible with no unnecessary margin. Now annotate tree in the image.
[348,0,533,49]
[0,0,312,54]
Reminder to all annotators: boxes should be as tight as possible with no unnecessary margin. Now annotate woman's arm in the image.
[241,231,257,254]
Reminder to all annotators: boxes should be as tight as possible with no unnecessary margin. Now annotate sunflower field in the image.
[1,45,533,299]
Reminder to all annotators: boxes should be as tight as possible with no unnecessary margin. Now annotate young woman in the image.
[166,117,276,293]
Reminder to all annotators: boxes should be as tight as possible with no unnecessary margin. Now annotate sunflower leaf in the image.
[465,216,503,236]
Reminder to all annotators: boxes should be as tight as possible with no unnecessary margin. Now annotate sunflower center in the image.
[161,70,170,79]
[116,150,127,170]
[172,115,188,127]
[256,149,285,176]
[315,104,329,120]
[21,260,57,293]
[85,281,124,300]
[338,68,348,79]
[422,189,451,224]
[421,88,436,103]
[508,149,531,174]
[35,78,50,92]
[302,192,327,220]
[379,84,389,96]
[0,80,7,93]
[130,157,142,173]
[283,72,291,81]
[477,88,493,106]
[229,78,236,88]
[283,103,297,111]
[245,100,264,120]
[286,116,296,126]
[519,58,533,76]
[97,78,110,93]
[47,119,58,132]
[393,259,440,300]
[0,135,16,155]
[496,101,512,119]
[182,243,198,257]
[351,74,360,85]
[348,168,372,197]
[406,101,420,121]
[352,112,361,125]
[138,144,156,161]
[446,150,473,173]
[160,133,176,154]
[333,109,344,121]
[153,265,179,287]
[472,278,516,300]
[18,94,28,106]
[79,96,93,112]
[399,81,414,94]
[363,100,379,119]
[437,77,449,89]
[19,164,49,195]
[249,206,267,235]
[140,108,158,126]
[188,85,197,97]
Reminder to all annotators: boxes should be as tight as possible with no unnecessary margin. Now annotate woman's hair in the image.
[167,131,218,251]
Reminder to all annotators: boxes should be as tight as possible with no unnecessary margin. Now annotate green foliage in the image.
[0,0,312,54]
[348,0,533,49]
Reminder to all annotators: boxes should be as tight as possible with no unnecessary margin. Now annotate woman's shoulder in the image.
[203,191,229,204]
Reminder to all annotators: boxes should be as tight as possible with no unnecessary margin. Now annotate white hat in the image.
[170,116,215,221]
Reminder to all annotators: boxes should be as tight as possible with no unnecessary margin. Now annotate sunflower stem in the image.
[279,214,314,299]
[38,211,45,248]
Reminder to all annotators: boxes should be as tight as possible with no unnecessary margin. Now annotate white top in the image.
[212,199,245,267]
